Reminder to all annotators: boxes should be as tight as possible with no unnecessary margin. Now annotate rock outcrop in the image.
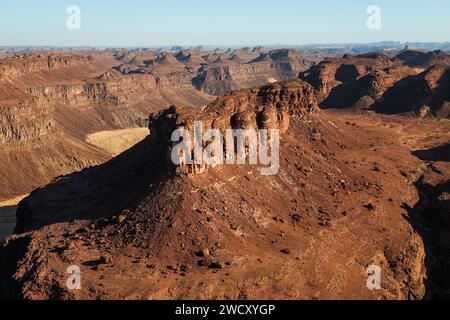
[373,65,450,118]
[149,80,318,174]
[300,53,394,97]
[395,50,450,69]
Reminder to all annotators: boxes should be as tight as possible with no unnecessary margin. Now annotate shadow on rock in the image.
[14,136,168,234]
[412,143,450,162]
[404,143,450,299]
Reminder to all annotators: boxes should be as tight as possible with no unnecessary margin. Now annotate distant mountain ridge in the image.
[1,41,450,56]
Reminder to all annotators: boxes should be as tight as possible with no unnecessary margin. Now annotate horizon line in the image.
[1,40,450,50]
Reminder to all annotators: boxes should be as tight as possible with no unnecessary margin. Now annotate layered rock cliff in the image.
[193,49,318,96]
[0,53,93,78]
[149,80,318,174]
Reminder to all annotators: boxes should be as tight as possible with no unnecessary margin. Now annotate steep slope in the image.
[373,65,450,118]
[408,146,450,299]
[0,50,203,200]
[193,49,318,96]
[299,53,395,97]
[0,48,320,200]
[299,51,450,117]
[395,50,450,69]
[299,53,417,110]
[2,80,447,300]
[319,65,417,109]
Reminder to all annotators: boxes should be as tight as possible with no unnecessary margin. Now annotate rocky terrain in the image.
[373,64,450,117]
[0,48,317,201]
[0,49,449,300]
[1,76,449,299]
[300,51,450,118]
[396,50,450,69]
[192,49,319,96]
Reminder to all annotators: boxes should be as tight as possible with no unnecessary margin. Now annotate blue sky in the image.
[0,0,449,46]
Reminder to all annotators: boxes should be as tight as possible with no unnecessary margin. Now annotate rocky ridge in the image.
[299,51,450,117]
[149,80,318,174]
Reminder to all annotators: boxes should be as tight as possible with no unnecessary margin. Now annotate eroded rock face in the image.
[300,53,394,97]
[373,65,450,117]
[192,49,318,96]
[365,66,417,100]
[298,51,450,116]
[3,48,315,199]
[2,85,443,299]
[396,50,450,69]
[0,53,92,77]
[149,80,318,174]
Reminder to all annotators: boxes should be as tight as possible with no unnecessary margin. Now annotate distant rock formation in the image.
[299,51,450,117]
[2,48,316,199]
[192,49,318,96]
[395,50,450,69]
[300,53,394,97]
[1,76,438,300]
[373,65,450,118]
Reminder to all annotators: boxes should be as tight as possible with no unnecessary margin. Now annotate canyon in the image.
[0,48,449,300]
[0,47,318,201]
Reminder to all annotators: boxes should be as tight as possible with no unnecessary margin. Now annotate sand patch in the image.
[86,127,149,157]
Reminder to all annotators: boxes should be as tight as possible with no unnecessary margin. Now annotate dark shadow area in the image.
[335,64,360,83]
[0,205,17,241]
[373,67,450,117]
[0,233,32,299]
[372,74,423,114]
[405,143,450,299]
[319,74,371,109]
[1,134,171,299]
[14,135,169,234]
[82,259,103,267]
[412,143,450,162]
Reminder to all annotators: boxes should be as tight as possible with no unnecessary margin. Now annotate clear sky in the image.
[0,0,449,47]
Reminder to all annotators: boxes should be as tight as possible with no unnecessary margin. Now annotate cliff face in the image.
[407,154,450,299]
[149,80,318,174]
[299,51,450,117]
[0,104,54,143]
[300,53,394,97]
[373,65,450,118]
[0,53,92,77]
[2,77,439,300]
[193,49,318,96]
